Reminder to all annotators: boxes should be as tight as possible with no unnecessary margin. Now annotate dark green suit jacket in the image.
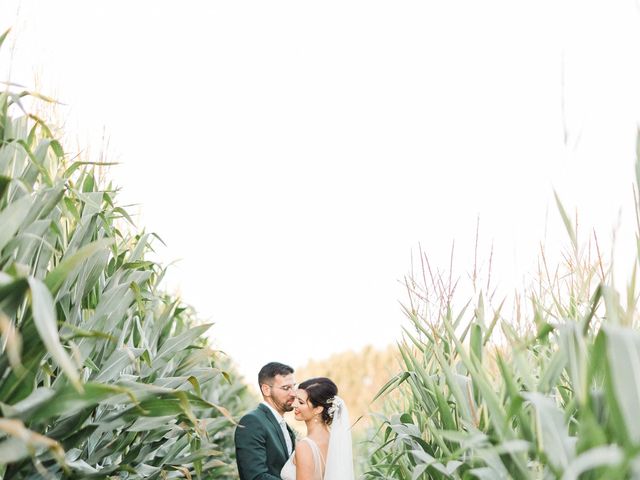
[235,403,296,480]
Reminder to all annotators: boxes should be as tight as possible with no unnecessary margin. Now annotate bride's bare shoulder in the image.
[294,439,315,463]
[295,438,313,458]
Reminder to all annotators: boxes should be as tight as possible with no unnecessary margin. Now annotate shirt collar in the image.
[261,401,285,423]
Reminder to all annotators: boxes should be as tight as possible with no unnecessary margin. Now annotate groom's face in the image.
[264,373,296,414]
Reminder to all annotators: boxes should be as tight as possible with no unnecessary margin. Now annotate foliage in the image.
[365,134,640,479]
[0,31,251,479]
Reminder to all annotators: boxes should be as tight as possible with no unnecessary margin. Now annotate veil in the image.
[324,396,355,479]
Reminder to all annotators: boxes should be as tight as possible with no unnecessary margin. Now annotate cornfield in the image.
[0,30,252,479]
[365,136,640,479]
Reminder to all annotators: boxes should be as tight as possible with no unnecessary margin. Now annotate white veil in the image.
[324,396,355,480]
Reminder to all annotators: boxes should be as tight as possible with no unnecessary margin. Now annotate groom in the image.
[235,362,297,480]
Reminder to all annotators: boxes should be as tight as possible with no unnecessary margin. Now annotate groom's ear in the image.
[260,383,270,398]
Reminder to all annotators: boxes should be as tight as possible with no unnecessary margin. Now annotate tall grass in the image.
[365,134,640,479]
[0,30,252,479]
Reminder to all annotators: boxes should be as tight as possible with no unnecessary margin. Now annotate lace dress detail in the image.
[281,437,325,480]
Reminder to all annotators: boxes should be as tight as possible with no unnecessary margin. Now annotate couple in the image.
[235,362,354,480]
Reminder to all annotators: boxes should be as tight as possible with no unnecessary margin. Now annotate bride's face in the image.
[292,389,323,422]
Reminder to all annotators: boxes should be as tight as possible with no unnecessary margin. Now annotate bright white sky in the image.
[1,1,639,384]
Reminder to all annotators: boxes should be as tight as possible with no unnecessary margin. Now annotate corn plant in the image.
[0,30,252,479]
[365,134,640,479]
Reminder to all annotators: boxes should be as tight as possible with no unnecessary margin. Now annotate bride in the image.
[280,377,354,480]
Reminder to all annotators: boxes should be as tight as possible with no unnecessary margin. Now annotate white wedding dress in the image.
[280,396,354,480]
[281,437,325,480]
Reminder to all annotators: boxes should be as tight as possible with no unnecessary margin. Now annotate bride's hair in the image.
[298,377,338,425]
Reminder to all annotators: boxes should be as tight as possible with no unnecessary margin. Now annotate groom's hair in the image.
[258,362,294,387]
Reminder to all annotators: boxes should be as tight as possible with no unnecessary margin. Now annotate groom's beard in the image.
[278,398,294,412]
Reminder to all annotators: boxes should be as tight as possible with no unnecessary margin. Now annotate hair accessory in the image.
[327,395,344,419]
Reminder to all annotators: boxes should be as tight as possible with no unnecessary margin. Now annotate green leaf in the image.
[155,324,212,363]
[44,238,113,295]
[4,387,55,418]
[29,383,126,421]
[0,28,10,49]
[27,277,81,391]
[522,392,574,472]
[82,173,95,193]
[126,415,177,432]
[50,139,64,158]
[560,323,588,406]
[470,323,482,364]
[0,437,29,463]
[603,324,640,444]
[561,445,623,480]
[95,347,138,383]
[554,191,577,251]
[372,371,410,403]
[0,174,10,201]
[0,194,32,252]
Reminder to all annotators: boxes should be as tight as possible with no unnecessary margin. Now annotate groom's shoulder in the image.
[238,404,267,425]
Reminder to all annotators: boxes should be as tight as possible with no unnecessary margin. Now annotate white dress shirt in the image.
[262,401,293,455]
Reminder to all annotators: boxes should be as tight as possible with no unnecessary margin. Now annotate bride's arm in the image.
[294,441,316,480]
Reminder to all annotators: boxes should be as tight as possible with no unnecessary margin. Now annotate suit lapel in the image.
[286,423,296,449]
[258,403,289,457]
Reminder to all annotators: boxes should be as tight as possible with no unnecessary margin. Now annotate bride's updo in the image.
[298,377,338,425]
